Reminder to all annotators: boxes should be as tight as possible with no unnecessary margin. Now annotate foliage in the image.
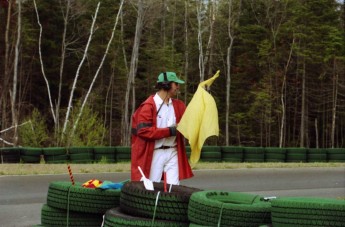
[18,109,49,147]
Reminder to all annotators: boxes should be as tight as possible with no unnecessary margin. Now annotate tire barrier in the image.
[285,148,307,163]
[271,197,345,226]
[42,147,68,163]
[103,207,189,227]
[94,146,116,163]
[120,181,202,223]
[243,147,265,162]
[264,147,286,162]
[47,181,121,214]
[40,204,103,226]
[188,191,272,227]
[221,146,243,162]
[20,147,42,163]
[1,146,344,163]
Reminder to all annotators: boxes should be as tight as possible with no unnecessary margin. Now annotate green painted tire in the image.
[41,204,102,226]
[103,207,188,227]
[47,181,122,214]
[271,197,345,226]
[188,191,271,227]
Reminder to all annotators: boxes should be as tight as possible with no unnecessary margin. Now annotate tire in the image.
[69,153,94,163]
[1,147,21,163]
[221,146,243,162]
[68,147,94,154]
[327,148,345,162]
[188,191,271,227]
[116,146,131,162]
[20,147,42,156]
[43,147,67,156]
[120,181,202,222]
[264,148,286,162]
[103,207,189,227]
[41,204,103,226]
[44,154,69,163]
[271,197,345,227]
[285,148,307,163]
[47,181,122,214]
[243,147,265,162]
[307,148,327,162]
[21,155,41,163]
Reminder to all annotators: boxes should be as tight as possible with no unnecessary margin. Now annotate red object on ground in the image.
[67,164,75,185]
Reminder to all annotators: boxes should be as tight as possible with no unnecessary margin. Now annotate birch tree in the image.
[122,0,146,146]
[225,0,241,146]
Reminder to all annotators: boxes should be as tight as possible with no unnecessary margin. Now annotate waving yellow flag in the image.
[177,70,220,165]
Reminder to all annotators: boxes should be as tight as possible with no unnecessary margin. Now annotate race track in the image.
[0,167,344,227]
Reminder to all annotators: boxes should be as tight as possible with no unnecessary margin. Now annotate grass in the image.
[0,162,344,175]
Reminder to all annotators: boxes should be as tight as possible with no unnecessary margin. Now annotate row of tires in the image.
[1,146,345,163]
[35,181,345,226]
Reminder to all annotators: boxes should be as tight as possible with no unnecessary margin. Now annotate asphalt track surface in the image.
[0,167,344,227]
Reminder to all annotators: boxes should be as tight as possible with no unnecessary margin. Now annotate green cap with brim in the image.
[157,72,185,84]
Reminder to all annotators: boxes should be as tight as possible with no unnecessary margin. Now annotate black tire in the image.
[47,181,122,214]
[116,146,131,162]
[188,191,271,227]
[103,207,189,227]
[271,197,345,227]
[1,147,21,163]
[41,204,103,226]
[264,147,286,162]
[307,148,327,162]
[120,181,202,222]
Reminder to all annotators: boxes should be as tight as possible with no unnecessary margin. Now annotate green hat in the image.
[157,72,185,84]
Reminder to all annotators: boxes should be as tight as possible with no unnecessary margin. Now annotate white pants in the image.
[149,148,179,185]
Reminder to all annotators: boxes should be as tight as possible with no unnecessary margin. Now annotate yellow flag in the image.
[177,70,220,165]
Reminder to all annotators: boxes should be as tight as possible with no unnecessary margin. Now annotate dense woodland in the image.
[0,0,344,149]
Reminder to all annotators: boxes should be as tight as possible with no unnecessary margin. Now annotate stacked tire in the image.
[43,147,68,163]
[94,146,116,163]
[103,181,202,226]
[38,181,122,226]
[20,147,42,163]
[271,197,345,226]
[188,191,272,227]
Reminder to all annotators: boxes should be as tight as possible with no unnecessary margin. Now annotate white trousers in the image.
[149,148,179,185]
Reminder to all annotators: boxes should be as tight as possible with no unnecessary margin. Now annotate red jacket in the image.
[131,95,193,181]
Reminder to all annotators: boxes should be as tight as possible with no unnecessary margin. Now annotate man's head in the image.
[156,72,184,91]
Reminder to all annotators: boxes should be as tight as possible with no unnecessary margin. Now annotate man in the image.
[131,72,193,185]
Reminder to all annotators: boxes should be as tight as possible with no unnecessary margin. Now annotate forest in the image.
[0,0,344,149]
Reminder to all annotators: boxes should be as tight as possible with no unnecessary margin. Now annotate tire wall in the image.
[0,146,344,163]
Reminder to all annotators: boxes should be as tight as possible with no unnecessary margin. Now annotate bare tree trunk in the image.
[11,0,22,146]
[300,58,306,147]
[33,0,56,125]
[56,0,72,138]
[70,0,124,146]
[225,0,241,146]
[315,118,319,148]
[331,59,339,148]
[1,0,13,137]
[122,0,145,146]
[196,1,204,81]
[204,0,217,76]
[279,37,294,148]
[161,0,166,48]
[183,0,189,104]
[62,2,101,141]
